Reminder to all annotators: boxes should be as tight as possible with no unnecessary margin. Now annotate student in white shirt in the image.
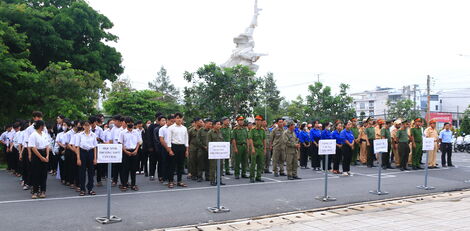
[110,115,124,187]
[90,116,106,186]
[167,113,189,188]
[1,124,13,171]
[160,114,175,187]
[76,120,98,196]
[119,117,142,191]
[64,120,81,191]
[27,120,50,199]
[10,123,20,176]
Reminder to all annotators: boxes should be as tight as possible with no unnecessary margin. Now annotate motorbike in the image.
[455,135,465,153]
[464,135,470,153]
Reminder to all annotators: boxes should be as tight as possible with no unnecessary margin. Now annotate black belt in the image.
[171,143,185,146]
[80,148,94,152]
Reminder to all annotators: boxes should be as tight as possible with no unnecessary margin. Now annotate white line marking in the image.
[262,177,282,182]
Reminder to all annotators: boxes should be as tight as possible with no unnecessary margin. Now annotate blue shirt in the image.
[439,130,453,143]
[294,127,301,138]
[340,129,354,144]
[310,129,321,142]
[321,130,332,140]
[332,130,344,144]
[298,130,310,143]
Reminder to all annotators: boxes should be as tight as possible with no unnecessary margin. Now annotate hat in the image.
[221,117,229,121]
[236,116,244,121]
[255,115,264,120]
[429,119,437,124]
[394,119,402,125]
[414,118,422,122]
[351,117,357,121]
[377,119,385,125]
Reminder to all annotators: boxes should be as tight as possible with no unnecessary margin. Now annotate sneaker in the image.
[342,172,349,176]
[23,185,29,190]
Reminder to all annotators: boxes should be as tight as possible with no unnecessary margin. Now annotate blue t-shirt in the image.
[321,130,332,140]
[332,130,344,144]
[340,129,354,144]
[298,130,311,143]
[310,129,321,142]
[439,130,453,143]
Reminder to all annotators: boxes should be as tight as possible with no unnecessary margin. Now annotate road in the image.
[1,152,470,231]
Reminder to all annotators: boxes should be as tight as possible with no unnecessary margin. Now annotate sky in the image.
[88,0,470,101]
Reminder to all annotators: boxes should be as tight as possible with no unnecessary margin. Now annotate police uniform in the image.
[270,126,286,176]
[424,120,439,168]
[207,128,224,185]
[197,126,211,180]
[283,123,300,179]
[350,118,360,165]
[410,118,423,169]
[380,120,393,169]
[231,117,249,178]
[365,119,376,167]
[248,116,266,182]
[221,122,232,175]
[397,121,411,171]
[188,125,200,180]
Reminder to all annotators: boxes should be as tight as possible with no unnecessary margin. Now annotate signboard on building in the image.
[429,113,452,123]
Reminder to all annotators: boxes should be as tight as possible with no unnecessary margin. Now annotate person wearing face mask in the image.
[119,117,142,191]
[110,115,124,187]
[69,121,83,192]
[55,120,70,184]
[27,120,50,199]
[75,120,98,196]
[298,123,311,169]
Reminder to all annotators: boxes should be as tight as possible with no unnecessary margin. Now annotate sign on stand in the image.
[370,139,388,195]
[96,144,122,224]
[316,139,337,202]
[418,138,436,190]
[207,142,230,213]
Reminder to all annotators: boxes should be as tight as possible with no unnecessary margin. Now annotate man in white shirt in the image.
[1,124,13,172]
[159,115,174,183]
[110,115,125,186]
[166,113,189,188]
[90,116,106,186]
[119,117,142,191]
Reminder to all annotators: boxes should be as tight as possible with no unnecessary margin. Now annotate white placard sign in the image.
[422,138,435,151]
[319,139,336,155]
[97,144,122,163]
[209,142,231,159]
[374,139,388,153]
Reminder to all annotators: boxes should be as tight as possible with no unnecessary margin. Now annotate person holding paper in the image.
[340,121,355,176]
[331,122,343,174]
[424,119,439,168]
[397,120,411,171]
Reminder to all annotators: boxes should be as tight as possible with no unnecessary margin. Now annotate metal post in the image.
[417,151,435,190]
[208,159,230,213]
[315,154,336,201]
[96,163,122,224]
[370,152,388,195]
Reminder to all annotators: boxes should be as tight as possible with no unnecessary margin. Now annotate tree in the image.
[253,72,284,122]
[183,63,260,120]
[148,66,180,102]
[387,99,420,121]
[104,89,180,121]
[279,96,309,122]
[460,106,470,135]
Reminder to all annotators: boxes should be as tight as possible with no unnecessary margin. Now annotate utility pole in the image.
[426,75,431,123]
[457,106,460,128]
[413,84,417,112]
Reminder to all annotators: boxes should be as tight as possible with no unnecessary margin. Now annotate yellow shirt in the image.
[424,127,439,142]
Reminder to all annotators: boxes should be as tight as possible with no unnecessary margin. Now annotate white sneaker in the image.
[342,172,349,176]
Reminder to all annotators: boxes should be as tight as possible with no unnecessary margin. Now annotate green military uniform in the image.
[188,127,200,178]
[410,127,423,168]
[221,126,232,174]
[248,127,266,181]
[283,129,299,178]
[397,128,410,169]
[232,126,249,177]
[197,128,210,179]
[270,127,286,175]
[207,129,224,183]
[365,126,376,167]
[351,126,359,165]
[380,127,392,168]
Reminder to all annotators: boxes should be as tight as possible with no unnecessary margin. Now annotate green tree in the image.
[279,96,308,122]
[183,63,260,120]
[104,89,180,121]
[253,72,284,122]
[387,99,420,121]
[460,106,470,135]
[148,66,180,102]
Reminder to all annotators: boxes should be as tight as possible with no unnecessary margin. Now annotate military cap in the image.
[255,115,264,120]
[236,116,244,121]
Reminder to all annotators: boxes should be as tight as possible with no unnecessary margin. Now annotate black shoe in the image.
[197,178,203,182]
[235,176,240,179]
[382,166,387,170]
[287,176,294,180]
[417,166,423,169]
[448,164,454,167]
[274,173,279,177]
[264,170,272,174]
[412,166,417,170]
[250,178,255,183]
[293,176,301,180]
[205,178,210,181]
[280,173,286,176]
[304,166,310,169]
[403,167,409,170]
[241,175,249,178]
[220,182,226,185]
[225,172,233,176]
[255,178,264,182]
[387,166,395,169]
[442,164,447,167]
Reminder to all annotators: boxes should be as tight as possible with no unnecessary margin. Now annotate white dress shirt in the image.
[13,131,24,149]
[27,131,50,149]
[102,129,111,143]
[76,131,98,150]
[69,132,80,146]
[119,129,142,150]
[23,124,48,146]
[111,126,124,144]
[159,125,170,147]
[167,124,189,147]
[91,125,104,142]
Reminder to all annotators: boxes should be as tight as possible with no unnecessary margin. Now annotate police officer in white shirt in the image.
[27,120,50,199]
[76,120,98,196]
[119,117,142,191]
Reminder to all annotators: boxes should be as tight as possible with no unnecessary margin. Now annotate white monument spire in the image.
[221,0,267,72]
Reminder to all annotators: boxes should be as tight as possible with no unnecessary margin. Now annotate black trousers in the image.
[12,147,20,173]
[367,139,375,167]
[382,143,391,167]
[5,146,12,171]
[138,148,148,175]
[149,146,164,178]
[299,144,310,167]
[342,145,352,172]
[441,143,452,166]
[161,147,169,181]
[79,149,95,192]
[65,149,79,186]
[121,149,138,187]
[21,149,31,185]
[58,147,65,181]
[321,154,332,170]
[399,142,410,168]
[168,144,186,183]
[112,162,122,184]
[311,142,321,168]
[31,149,48,193]
[333,146,343,171]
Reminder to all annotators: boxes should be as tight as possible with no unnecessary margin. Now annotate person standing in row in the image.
[391,119,402,167]
[160,115,175,183]
[270,118,286,177]
[332,122,343,174]
[424,119,439,168]
[248,115,267,183]
[167,113,189,188]
[232,116,249,179]
[146,113,161,181]
[410,118,424,170]
[152,116,166,182]
[55,121,69,184]
[310,122,322,171]
[340,121,354,176]
[283,121,301,180]
[365,118,376,168]
[27,120,50,199]
[188,118,202,181]
[350,118,360,166]
[220,117,232,176]
[380,120,393,169]
[263,120,272,174]
[207,120,225,186]
[298,123,311,169]
[320,122,333,171]
[119,117,142,191]
[397,120,411,171]
[75,120,98,196]
[439,122,453,167]
[110,115,124,187]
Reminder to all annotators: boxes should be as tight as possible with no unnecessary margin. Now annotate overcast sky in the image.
[88,0,470,100]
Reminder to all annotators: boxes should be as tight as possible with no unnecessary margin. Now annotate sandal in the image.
[177,182,187,187]
[32,193,38,199]
[75,187,81,192]
[88,191,96,195]
[120,186,128,192]
[79,191,86,196]
[168,183,174,188]
[131,186,139,191]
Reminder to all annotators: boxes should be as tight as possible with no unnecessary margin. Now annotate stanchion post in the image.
[207,142,230,213]
[316,139,336,202]
[370,139,388,195]
[417,138,435,190]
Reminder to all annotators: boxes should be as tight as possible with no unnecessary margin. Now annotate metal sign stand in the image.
[315,154,336,202]
[208,159,230,213]
[96,163,122,224]
[417,151,435,190]
[370,152,388,195]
